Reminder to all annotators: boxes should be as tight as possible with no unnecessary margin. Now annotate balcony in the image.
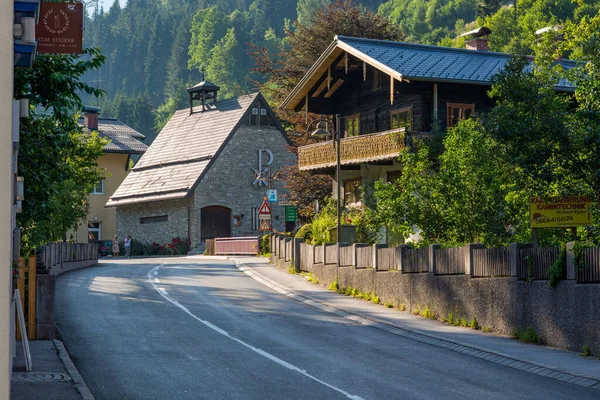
[299,128,436,171]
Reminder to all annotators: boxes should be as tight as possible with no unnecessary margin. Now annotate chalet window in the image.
[387,170,402,184]
[447,103,475,127]
[390,107,412,131]
[343,178,362,204]
[344,114,360,137]
[92,179,104,195]
[373,70,382,91]
[140,215,168,224]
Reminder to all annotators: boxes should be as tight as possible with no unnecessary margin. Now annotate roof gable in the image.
[281,36,576,111]
[107,92,289,206]
[80,117,148,154]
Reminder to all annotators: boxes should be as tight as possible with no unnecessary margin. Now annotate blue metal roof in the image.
[337,36,575,90]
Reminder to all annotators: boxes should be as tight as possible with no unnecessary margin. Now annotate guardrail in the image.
[214,237,259,255]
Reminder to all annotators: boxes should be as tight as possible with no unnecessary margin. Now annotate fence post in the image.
[509,243,520,277]
[396,245,405,273]
[566,241,575,280]
[464,243,485,277]
[372,244,384,270]
[429,244,440,274]
[322,243,327,264]
[293,238,303,273]
[352,244,358,268]
[27,254,37,340]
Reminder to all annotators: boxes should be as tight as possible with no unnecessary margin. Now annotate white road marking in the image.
[148,264,363,400]
[153,278,160,284]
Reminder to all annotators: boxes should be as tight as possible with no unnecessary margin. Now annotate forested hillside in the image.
[83,0,598,143]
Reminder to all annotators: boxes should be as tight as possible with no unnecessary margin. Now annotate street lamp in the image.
[307,115,341,276]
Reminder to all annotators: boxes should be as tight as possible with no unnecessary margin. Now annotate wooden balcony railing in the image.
[298,128,411,171]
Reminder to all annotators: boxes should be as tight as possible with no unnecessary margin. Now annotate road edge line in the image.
[52,339,95,400]
[231,259,600,391]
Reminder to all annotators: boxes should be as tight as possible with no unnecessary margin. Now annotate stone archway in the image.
[200,206,231,242]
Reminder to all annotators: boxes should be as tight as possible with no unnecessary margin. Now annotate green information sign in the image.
[285,206,298,222]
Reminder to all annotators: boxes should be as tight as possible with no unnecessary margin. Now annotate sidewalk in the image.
[11,340,92,400]
[230,256,600,389]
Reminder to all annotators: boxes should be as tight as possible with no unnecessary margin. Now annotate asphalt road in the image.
[56,258,599,400]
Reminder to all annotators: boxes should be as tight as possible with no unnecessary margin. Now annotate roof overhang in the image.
[280,36,404,111]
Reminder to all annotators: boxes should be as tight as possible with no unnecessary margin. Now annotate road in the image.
[56,258,599,400]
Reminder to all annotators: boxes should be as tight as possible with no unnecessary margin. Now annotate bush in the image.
[294,223,313,243]
[260,233,271,255]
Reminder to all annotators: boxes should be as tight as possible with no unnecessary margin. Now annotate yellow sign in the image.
[530,196,592,228]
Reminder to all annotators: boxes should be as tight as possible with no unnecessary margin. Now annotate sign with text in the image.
[37,2,83,54]
[285,207,298,222]
[530,196,592,228]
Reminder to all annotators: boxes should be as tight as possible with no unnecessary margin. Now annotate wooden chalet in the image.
[280,34,575,206]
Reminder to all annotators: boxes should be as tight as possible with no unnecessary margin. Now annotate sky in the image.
[96,0,124,11]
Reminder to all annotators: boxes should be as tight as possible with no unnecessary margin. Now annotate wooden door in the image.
[201,206,231,242]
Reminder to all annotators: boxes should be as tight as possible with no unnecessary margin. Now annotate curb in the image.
[52,340,95,400]
[231,259,600,391]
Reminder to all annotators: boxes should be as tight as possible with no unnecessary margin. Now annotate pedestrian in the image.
[124,235,131,259]
[112,235,120,259]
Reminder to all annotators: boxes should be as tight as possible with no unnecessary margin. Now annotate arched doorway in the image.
[201,206,231,242]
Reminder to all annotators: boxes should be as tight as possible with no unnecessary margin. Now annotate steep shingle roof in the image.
[80,117,148,154]
[281,36,576,110]
[106,93,261,207]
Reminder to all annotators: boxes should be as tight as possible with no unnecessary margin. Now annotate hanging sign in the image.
[530,196,592,228]
[259,219,272,231]
[285,206,298,222]
[258,198,272,215]
[36,2,83,54]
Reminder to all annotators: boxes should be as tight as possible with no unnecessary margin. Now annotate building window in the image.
[88,222,101,243]
[447,103,475,127]
[92,179,104,195]
[373,69,382,91]
[344,114,360,137]
[140,215,168,224]
[390,107,412,131]
[387,170,402,184]
[343,178,362,204]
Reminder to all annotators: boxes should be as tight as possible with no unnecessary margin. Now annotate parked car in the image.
[98,240,113,258]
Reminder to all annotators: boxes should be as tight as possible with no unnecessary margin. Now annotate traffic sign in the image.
[267,189,277,202]
[259,219,272,231]
[258,198,272,214]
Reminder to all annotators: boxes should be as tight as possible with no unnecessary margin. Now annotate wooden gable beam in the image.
[324,79,344,98]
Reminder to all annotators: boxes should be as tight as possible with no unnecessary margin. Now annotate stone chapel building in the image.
[106,82,293,250]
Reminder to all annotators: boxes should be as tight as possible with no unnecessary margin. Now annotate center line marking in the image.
[148,264,363,400]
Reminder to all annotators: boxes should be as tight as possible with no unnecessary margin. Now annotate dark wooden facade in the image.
[305,57,494,137]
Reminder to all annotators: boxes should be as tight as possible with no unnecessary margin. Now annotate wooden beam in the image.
[345,52,348,74]
[312,79,329,98]
[327,67,331,90]
[324,79,344,98]
[390,76,394,105]
[305,94,308,123]
[363,61,367,81]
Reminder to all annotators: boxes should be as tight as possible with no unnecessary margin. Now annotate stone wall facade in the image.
[116,198,190,245]
[190,125,294,246]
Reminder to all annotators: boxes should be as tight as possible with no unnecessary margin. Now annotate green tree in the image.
[14,50,107,250]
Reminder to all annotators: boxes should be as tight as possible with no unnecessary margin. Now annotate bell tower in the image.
[186,71,220,114]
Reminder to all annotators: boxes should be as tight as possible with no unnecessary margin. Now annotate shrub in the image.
[294,224,313,243]
[260,233,271,255]
[513,327,542,344]
[419,305,436,319]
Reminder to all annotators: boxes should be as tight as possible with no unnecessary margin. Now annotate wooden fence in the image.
[355,245,371,269]
[270,234,600,284]
[37,242,98,271]
[578,247,600,283]
[435,247,464,275]
[473,247,511,277]
[519,247,559,281]
[377,247,395,271]
[402,247,429,273]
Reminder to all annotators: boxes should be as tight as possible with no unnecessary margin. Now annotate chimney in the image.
[83,106,100,131]
[465,38,489,51]
[458,27,492,52]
